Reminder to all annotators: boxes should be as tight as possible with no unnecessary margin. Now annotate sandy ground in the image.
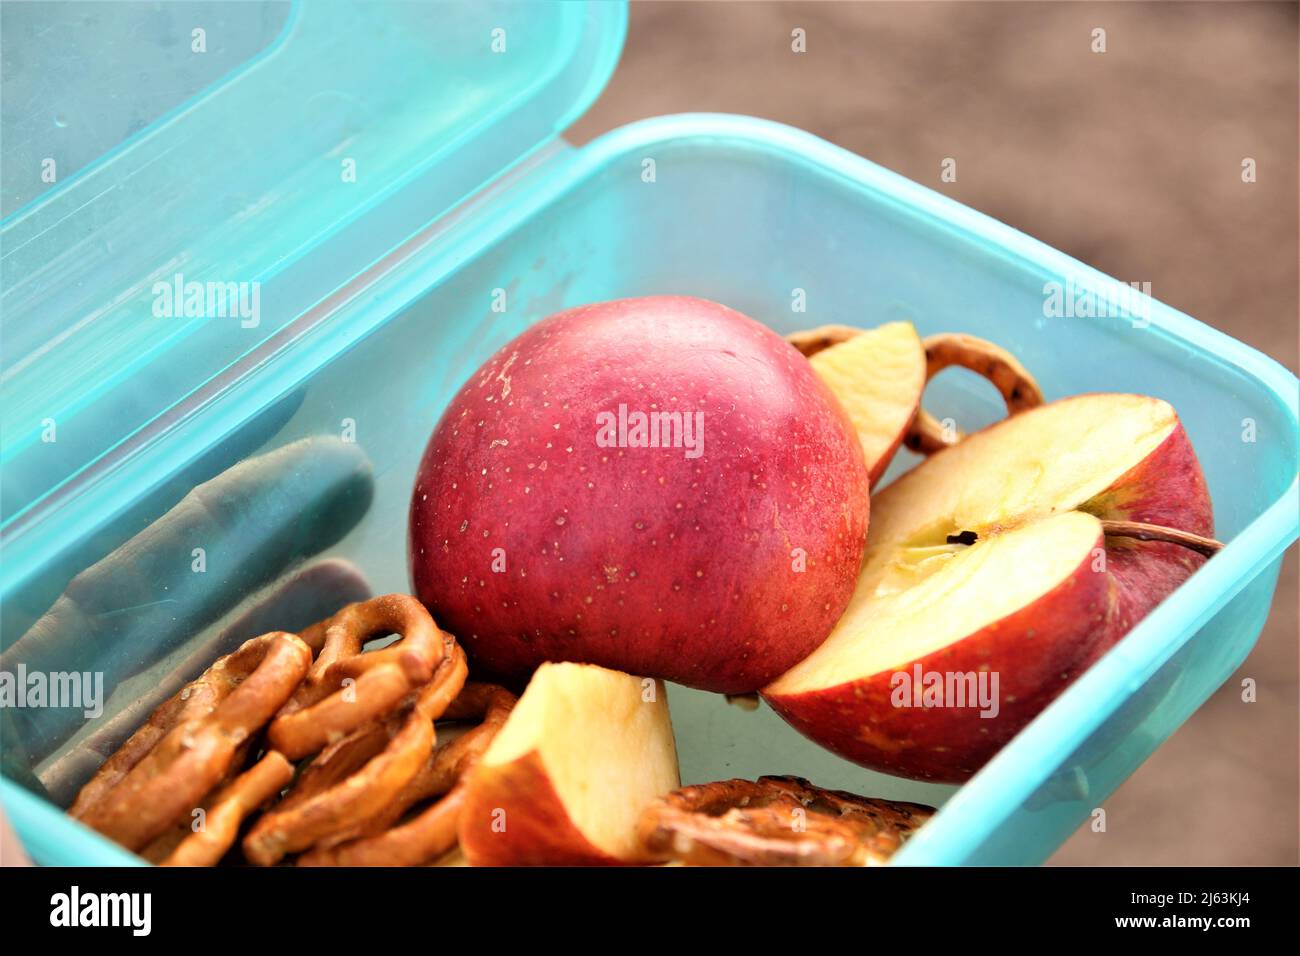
[570,0,1299,865]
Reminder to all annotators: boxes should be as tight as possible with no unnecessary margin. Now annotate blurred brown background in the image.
[570,0,1299,865]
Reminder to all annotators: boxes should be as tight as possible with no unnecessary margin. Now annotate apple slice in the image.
[458,662,680,865]
[789,322,926,485]
[764,393,1216,782]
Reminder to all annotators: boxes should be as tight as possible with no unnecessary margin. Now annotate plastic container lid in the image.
[0,0,625,531]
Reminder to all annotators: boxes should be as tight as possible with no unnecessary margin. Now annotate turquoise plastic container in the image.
[2,1,1296,866]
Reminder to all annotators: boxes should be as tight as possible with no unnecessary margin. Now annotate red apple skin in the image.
[766,540,1112,782]
[764,416,1213,783]
[458,751,644,866]
[867,415,916,488]
[1074,419,1214,668]
[409,297,871,694]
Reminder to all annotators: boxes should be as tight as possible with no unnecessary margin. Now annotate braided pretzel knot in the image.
[638,776,934,866]
[267,594,444,760]
[298,682,517,866]
[71,632,311,852]
[242,633,468,865]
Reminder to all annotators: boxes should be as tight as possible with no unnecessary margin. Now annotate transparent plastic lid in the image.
[0,0,625,530]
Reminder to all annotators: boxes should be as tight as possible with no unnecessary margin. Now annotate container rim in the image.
[3,112,1296,865]
[1,779,141,865]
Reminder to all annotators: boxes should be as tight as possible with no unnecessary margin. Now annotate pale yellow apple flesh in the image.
[781,510,1104,689]
[876,394,1176,544]
[808,322,926,484]
[459,662,679,865]
[765,393,1213,781]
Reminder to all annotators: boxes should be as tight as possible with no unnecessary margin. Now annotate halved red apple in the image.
[764,393,1215,782]
[790,322,926,485]
[458,662,680,865]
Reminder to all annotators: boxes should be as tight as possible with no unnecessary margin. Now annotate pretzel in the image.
[73,633,311,851]
[787,326,1044,456]
[300,681,508,846]
[786,324,862,358]
[69,629,306,819]
[69,670,226,819]
[242,636,468,865]
[297,683,516,866]
[904,332,1044,454]
[137,739,255,864]
[268,594,445,760]
[638,775,934,866]
[159,751,294,867]
[261,641,468,830]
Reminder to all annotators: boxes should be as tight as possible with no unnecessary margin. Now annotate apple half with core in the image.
[764,393,1217,782]
[410,296,871,693]
[458,661,680,865]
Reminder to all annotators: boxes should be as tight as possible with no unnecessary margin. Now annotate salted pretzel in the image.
[72,632,311,851]
[242,635,468,865]
[268,594,445,760]
[268,636,469,826]
[297,682,516,866]
[159,751,294,867]
[297,682,506,848]
[70,673,227,820]
[138,737,257,864]
[638,775,934,866]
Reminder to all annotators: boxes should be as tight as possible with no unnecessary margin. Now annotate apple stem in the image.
[1099,520,1224,557]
